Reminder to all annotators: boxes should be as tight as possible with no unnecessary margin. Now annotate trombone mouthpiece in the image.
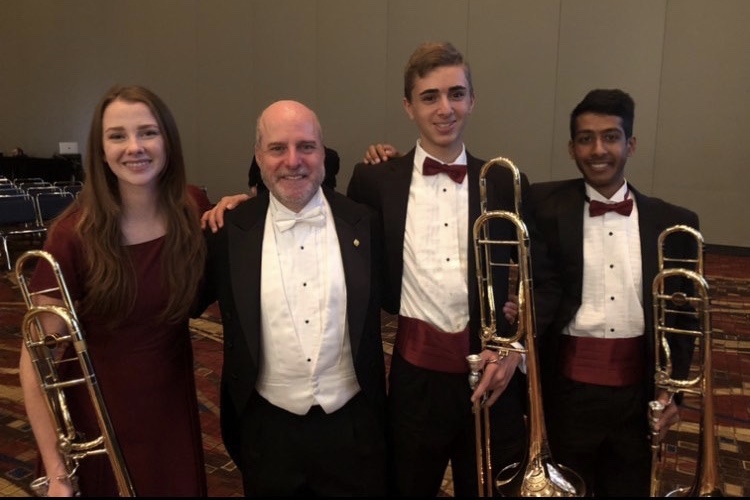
[466,354,482,390]
[466,354,482,371]
[649,400,665,420]
[649,400,665,436]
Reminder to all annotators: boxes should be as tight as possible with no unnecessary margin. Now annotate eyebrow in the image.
[574,127,623,136]
[104,123,159,132]
[265,140,318,148]
[418,85,467,97]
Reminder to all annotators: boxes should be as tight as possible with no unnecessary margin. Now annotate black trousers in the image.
[547,376,652,497]
[386,352,526,497]
[238,392,386,496]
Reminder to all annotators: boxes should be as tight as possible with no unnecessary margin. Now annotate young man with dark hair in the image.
[529,88,699,497]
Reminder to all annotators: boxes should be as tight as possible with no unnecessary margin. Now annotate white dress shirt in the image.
[400,141,469,333]
[565,181,645,339]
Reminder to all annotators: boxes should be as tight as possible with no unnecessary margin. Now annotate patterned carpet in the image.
[1,244,748,497]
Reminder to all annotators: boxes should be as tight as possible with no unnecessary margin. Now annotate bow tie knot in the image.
[274,206,326,232]
[586,193,633,217]
[422,157,467,184]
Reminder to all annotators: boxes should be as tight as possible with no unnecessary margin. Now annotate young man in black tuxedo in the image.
[528,88,698,497]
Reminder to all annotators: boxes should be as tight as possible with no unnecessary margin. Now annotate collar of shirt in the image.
[269,187,325,228]
[584,180,630,204]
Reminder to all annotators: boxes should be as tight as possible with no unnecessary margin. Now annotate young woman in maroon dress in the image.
[18,85,207,496]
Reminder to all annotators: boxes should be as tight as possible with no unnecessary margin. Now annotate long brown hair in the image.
[53,84,205,325]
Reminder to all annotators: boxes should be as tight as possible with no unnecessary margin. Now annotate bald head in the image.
[256,100,323,148]
[254,100,326,212]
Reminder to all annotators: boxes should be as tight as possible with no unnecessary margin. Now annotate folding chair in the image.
[63,183,83,197]
[34,191,75,227]
[0,195,47,270]
[26,185,63,197]
[0,185,24,195]
[18,180,53,191]
[12,177,45,187]
[53,180,84,189]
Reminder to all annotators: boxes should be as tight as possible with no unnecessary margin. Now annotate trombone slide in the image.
[649,225,724,497]
[467,354,494,497]
[470,157,585,497]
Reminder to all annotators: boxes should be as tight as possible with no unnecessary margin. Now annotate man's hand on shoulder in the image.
[201,193,252,232]
[363,143,401,164]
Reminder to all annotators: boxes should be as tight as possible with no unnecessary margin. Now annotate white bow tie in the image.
[274,206,326,232]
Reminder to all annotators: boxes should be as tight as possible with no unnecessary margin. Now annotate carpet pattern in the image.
[1,246,748,497]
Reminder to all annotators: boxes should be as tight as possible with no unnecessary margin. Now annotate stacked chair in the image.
[34,190,76,227]
[0,176,79,271]
[54,180,84,197]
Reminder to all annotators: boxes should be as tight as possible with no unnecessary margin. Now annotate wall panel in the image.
[553,0,668,190]
[194,0,256,194]
[316,0,389,192]
[656,0,750,246]
[467,1,561,184]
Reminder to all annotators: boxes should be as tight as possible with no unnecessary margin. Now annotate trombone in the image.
[649,225,723,497]
[15,250,135,496]
[468,157,585,497]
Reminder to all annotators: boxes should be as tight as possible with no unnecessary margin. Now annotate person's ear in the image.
[626,136,636,157]
[403,97,415,121]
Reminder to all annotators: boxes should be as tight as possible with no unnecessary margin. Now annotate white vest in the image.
[256,192,360,415]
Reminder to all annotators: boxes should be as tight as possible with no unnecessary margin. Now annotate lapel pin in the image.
[353,239,360,247]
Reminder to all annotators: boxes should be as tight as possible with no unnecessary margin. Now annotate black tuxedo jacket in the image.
[347,148,559,355]
[528,178,699,396]
[197,188,386,465]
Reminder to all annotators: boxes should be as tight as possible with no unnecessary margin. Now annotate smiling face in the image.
[403,64,474,162]
[255,100,325,212]
[102,99,166,190]
[569,112,636,199]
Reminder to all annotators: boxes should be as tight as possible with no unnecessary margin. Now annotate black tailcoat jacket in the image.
[196,188,386,465]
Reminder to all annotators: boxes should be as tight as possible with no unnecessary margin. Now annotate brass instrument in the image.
[468,157,585,497]
[649,225,723,497]
[15,250,136,496]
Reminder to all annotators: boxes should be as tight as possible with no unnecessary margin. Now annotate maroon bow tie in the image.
[586,193,633,217]
[422,157,467,184]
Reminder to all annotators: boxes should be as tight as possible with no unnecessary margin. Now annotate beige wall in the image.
[1,0,748,247]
